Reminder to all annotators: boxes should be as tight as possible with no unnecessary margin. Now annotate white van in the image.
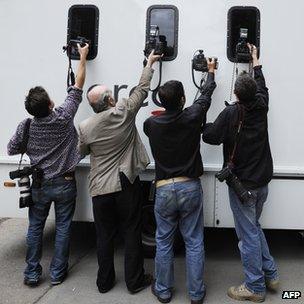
[1,0,303,255]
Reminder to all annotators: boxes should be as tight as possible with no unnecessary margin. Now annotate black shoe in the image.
[24,277,40,287]
[128,274,153,294]
[191,293,206,304]
[51,273,68,286]
[151,281,172,303]
[98,281,116,294]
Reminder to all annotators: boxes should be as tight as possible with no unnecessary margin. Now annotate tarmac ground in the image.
[0,218,303,304]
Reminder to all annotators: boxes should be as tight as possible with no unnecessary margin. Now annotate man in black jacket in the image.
[144,59,216,304]
[203,45,278,302]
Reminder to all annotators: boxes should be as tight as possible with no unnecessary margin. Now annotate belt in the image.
[41,171,75,182]
[156,176,193,188]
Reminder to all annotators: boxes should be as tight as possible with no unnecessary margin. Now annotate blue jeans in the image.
[154,179,205,301]
[24,176,76,281]
[229,185,278,294]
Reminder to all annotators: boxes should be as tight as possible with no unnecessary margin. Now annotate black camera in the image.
[235,28,251,62]
[9,167,43,208]
[69,36,90,47]
[216,166,252,203]
[64,36,90,57]
[192,50,218,72]
[144,25,167,57]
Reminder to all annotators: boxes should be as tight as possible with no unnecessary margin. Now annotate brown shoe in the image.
[265,278,279,292]
[227,284,265,302]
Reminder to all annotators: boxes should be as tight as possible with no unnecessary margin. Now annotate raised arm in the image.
[75,43,89,89]
[116,50,161,114]
[188,58,217,124]
[56,44,89,120]
[248,44,269,106]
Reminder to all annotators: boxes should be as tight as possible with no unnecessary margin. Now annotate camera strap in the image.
[150,59,164,107]
[63,45,75,88]
[229,103,245,166]
[67,48,75,88]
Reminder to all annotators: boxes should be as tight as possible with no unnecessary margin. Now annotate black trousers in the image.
[92,175,145,291]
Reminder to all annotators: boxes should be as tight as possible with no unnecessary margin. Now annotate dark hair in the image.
[158,80,185,110]
[234,72,257,103]
[25,86,51,118]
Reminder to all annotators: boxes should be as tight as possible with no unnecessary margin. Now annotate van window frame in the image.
[227,6,261,63]
[67,4,100,60]
[146,5,179,61]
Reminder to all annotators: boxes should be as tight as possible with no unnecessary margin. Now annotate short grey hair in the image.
[91,90,112,113]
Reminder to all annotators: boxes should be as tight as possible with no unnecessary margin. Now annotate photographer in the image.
[7,44,89,286]
[203,44,278,302]
[78,51,161,295]
[144,59,217,304]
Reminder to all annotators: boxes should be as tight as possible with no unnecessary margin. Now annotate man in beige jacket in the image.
[78,51,161,295]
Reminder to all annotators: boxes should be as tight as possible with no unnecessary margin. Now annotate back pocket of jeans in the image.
[56,181,77,203]
[180,189,202,213]
[155,191,175,216]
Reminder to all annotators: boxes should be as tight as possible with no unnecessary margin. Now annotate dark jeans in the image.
[92,175,145,292]
[24,176,76,281]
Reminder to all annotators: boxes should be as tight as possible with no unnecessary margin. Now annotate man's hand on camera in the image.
[207,58,216,73]
[146,50,162,68]
[77,43,89,60]
[247,43,259,67]
[247,43,258,59]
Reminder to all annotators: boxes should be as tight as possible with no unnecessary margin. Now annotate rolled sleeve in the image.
[56,86,83,120]
[253,65,269,107]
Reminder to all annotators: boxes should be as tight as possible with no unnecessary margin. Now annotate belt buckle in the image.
[64,176,74,181]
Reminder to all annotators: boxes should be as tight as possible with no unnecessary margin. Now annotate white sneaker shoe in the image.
[227,283,265,302]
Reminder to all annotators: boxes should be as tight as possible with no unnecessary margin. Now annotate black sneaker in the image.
[128,274,153,294]
[51,273,67,286]
[24,277,40,287]
[98,281,116,294]
[151,281,172,303]
[191,296,205,304]
[190,290,206,304]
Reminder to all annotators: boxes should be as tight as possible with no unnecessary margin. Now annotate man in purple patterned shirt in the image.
[7,44,89,286]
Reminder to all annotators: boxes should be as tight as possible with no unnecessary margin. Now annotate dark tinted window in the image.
[68,5,99,60]
[227,7,260,62]
[146,5,178,61]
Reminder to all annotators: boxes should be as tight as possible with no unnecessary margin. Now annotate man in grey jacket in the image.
[79,51,161,294]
